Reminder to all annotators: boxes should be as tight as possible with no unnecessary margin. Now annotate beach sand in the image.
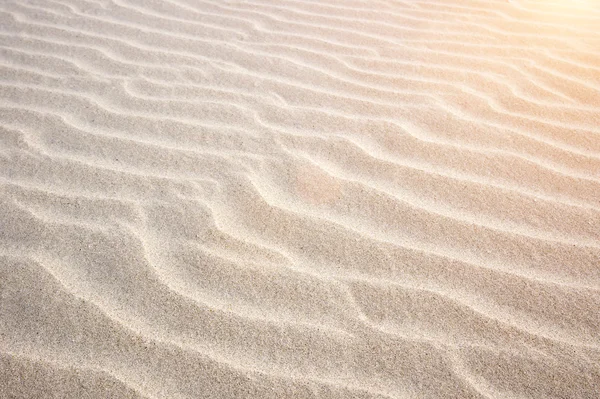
[1,0,600,398]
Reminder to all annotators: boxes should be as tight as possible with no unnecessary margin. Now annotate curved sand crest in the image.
[1,0,600,398]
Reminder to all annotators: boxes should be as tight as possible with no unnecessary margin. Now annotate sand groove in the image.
[1,0,600,398]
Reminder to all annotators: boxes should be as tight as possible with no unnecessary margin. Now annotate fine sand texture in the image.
[1,0,600,398]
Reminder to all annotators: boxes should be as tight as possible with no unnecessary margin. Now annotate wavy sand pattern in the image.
[1,0,600,397]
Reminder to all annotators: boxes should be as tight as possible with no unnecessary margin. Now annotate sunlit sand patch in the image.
[294,163,343,206]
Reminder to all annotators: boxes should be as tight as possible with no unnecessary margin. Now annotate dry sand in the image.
[1,0,600,398]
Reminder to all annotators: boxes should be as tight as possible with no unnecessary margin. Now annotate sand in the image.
[1,0,600,397]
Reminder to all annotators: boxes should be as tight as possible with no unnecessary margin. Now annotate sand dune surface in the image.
[1,0,600,398]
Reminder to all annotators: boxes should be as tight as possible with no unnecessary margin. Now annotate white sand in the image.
[1,0,600,398]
